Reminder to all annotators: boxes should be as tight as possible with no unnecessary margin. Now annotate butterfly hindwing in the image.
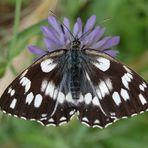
[77,49,148,128]
[0,49,75,126]
[77,68,115,128]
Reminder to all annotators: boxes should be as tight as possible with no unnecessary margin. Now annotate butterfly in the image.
[0,36,148,128]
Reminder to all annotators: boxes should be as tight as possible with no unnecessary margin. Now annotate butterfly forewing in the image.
[0,49,75,126]
[77,49,148,128]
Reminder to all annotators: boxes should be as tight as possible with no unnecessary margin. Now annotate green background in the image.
[0,0,148,148]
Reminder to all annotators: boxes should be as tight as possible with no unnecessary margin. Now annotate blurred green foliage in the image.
[1,0,31,7]
[0,0,148,148]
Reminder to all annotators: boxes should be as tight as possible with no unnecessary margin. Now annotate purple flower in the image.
[28,15,120,57]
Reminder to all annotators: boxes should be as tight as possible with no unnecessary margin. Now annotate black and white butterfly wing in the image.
[0,49,75,126]
[77,68,115,128]
[77,49,148,128]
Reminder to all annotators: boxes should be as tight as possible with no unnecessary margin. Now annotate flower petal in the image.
[42,26,60,44]
[73,22,79,37]
[104,49,119,57]
[28,45,47,55]
[73,18,83,38]
[83,26,105,46]
[91,37,110,49]
[59,33,66,46]
[48,16,62,35]
[77,18,82,37]
[63,17,71,39]
[84,15,96,33]
[92,27,106,43]
[99,36,120,50]
[44,38,61,52]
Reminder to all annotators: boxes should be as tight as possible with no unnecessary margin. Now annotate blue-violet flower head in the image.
[28,15,120,57]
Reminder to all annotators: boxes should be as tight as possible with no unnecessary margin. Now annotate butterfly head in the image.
[71,38,81,49]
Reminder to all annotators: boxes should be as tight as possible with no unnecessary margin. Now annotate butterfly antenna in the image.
[78,16,112,41]
[99,17,112,24]
[78,29,92,41]
[49,10,75,41]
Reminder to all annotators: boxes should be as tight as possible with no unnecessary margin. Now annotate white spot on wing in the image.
[41,114,47,117]
[66,92,74,103]
[121,76,129,89]
[110,112,116,116]
[69,110,75,115]
[104,122,113,128]
[20,116,27,120]
[48,118,54,122]
[81,121,90,127]
[121,72,133,89]
[94,119,100,124]
[26,92,34,105]
[40,117,47,120]
[41,80,48,92]
[112,92,121,106]
[8,88,12,94]
[139,84,144,91]
[127,73,133,79]
[46,123,56,127]
[57,92,65,104]
[92,96,100,106]
[98,80,109,98]
[40,59,56,73]
[8,88,15,96]
[34,94,43,108]
[142,82,147,88]
[82,117,89,122]
[10,89,15,96]
[77,93,84,103]
[84,93,92,105]
[59,116,66,121]
[93,125,103,128]
[20,77,31,93]
[10,98,17,109]
[131,113,137,117]
[105,78,113,91]
[45,82,55,97]
[123,73,132,82]
[139,94,147,105]
[120,88,130,101]
[59,121,67,126]
[37,120,44,126]
[94,57,110,71]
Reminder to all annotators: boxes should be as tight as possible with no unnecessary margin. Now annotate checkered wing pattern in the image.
[0,49,75,126]
[77,49,148,128]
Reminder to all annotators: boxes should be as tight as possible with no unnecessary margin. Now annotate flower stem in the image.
[9,0,22,61]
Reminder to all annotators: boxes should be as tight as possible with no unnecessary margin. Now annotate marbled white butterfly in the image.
[0,15,148,128]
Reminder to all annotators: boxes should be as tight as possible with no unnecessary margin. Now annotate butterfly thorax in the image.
[69,49,82,100]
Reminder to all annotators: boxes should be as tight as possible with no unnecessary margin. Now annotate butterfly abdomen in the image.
[69,50,81,100]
